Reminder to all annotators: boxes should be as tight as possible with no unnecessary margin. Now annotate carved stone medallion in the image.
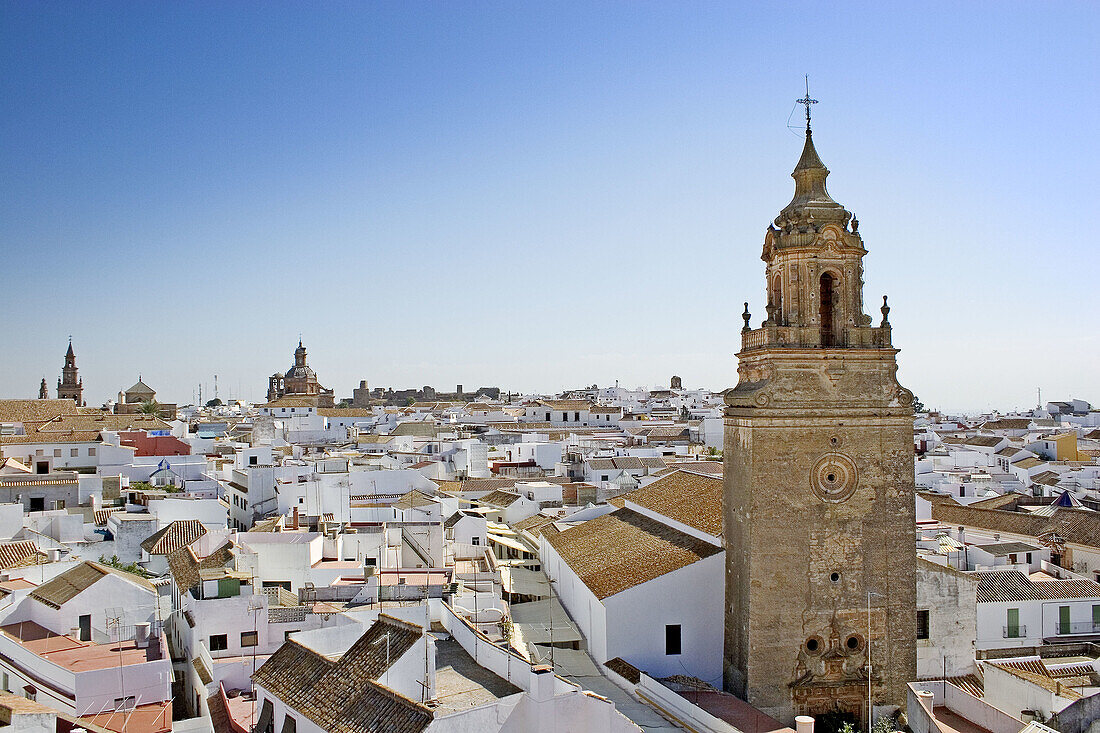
[810,452,858,503]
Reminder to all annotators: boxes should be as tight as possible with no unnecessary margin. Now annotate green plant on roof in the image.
[98,554,153,579]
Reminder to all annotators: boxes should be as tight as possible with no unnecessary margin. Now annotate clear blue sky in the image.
[2,2,1097,413]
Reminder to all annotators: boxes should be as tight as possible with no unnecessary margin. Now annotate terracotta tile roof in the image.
[434,476,569,494]
[0,399,90,424]
[140,519,207,556]
[253,616,432,733]
[981,419,1033,430]
[605,657,641,683]
[393,490,438,511]
[30,561,152,609]
[0,541,44,570]
[966,494,1019,510]
[537,400,593,411]
[317,408,373,417]
[946,674,984,697]
[252,640,335,706]
[478,490,524,508]
[588,456,662,471]
[619,469,723,537]
[167,541,235,592]
[986,662,1082,700]
[259,397,319,409]
[511,513,555,536]
[1014,457,1044,469]
[94,508,123,526]
[929,497,1100,550]
[443,511,480,529]
[193,657,213,685]
[546,507,721,600]
[974,569,1100,603]
[389,422,439,438]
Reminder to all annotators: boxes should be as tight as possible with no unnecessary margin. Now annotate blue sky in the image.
[1,2,1097,412]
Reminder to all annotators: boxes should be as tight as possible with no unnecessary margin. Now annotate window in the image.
[209,634,228,651]
[665,624,682,655]
[70,448,79,457]
[1059,605,1071,635]
[249,456,258,466]
[2,672,8,692]
[1026,553,1033,563]
[241,631,258,647]
[88,447,96,456]
[1006,608,1021,638]
[916,610,930,640]
[35,450,43,457]
[298,497,304,504]
[114,696,136,711]
[471,537,480,546]
[29,497,44,512]
[574,412,580,421]
[53,449,61,458]
[78,614,91,642]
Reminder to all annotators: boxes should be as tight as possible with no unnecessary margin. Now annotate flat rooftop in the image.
[1,621,164,672]
[80,700,172,733]
[431,635,520,715]
[677,690,789,733]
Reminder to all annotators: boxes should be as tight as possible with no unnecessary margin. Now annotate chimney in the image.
[795,716,814,733]
[292,506,299,530]
[530,664,555,702]
[916,689,935,715]
[134,622,150,648]
[957,526,965,543]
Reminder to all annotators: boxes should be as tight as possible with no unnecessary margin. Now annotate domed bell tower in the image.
[722,94,916,727]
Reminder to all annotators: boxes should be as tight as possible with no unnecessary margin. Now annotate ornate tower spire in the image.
[721,94,916,724]
[57,339,84,405]
[38,378,48,400]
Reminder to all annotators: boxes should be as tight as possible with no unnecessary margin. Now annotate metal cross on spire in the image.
[796,75,818,132]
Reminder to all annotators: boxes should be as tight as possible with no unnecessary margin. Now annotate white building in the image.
[540,470,725,684]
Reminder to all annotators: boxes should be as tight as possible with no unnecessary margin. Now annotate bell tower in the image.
[722,101,916,726]
[57,338,85,406]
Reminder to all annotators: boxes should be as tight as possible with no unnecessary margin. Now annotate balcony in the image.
[1054,621,1100,636]
[740,323,893,353]
[1002,625,1027,639]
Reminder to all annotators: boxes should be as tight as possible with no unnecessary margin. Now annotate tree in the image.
[139,399,160,415]
[404,397,416,406]
[205,398,223,408]
[913,394,927,413]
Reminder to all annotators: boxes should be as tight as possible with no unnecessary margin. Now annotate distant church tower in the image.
[38,378,48,400]
[57,339,85,406]
[722,99,916,726]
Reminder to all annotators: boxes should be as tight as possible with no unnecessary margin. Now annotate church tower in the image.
[57,339,85,406]
[723,102,916,727]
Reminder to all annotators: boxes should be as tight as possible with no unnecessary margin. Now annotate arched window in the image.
[820,272,837,346]
[770,274,783,325]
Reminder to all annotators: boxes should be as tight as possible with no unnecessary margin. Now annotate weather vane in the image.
[796,74,817,132]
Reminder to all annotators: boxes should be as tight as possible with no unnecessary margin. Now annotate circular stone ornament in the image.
[810,452,858,503]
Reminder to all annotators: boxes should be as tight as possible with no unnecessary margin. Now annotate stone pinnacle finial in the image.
[742,303,752,333]
[881,295,891,326]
